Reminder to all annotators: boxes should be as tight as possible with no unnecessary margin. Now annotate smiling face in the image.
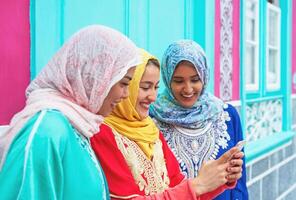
[170,61,203,108]
[135,60,160,119]
[97,67,136,116]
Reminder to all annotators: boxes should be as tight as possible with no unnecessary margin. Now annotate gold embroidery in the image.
[113,131,170,195]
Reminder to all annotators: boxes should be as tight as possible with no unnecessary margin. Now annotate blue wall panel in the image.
[31,0,204,92]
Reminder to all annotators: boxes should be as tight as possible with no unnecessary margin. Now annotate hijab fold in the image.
[150,40,224,129]
[0,25,141,170]
[104,49,159,159]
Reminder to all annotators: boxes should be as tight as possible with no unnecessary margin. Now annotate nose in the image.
[183,81,193,94]
[147,89,157,102]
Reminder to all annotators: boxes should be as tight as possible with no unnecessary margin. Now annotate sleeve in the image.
[130,180,235,200]
[93,126,233,200]
[227,104,249,199]
[16,111,68,200]
[130,180,196,200]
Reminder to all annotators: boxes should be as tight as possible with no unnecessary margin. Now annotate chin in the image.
[139,112,149,119]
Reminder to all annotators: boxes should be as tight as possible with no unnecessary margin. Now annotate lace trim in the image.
[113,130,170,195]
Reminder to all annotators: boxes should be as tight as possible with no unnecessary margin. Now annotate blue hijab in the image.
[150,40,224,129]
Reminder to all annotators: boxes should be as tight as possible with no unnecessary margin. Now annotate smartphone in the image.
[228,140,246,161]
[235,140,246,151]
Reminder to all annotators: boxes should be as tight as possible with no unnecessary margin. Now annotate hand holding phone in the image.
[228,140,246,161]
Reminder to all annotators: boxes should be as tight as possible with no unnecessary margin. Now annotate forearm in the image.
[130,180,197,200]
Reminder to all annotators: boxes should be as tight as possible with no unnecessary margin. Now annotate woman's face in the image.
[136,64,160,119]
[98,67,136,116]
[170,61,203,108]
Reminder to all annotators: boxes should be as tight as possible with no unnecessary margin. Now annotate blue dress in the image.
[154,104,249,200]
[0,109,109,200]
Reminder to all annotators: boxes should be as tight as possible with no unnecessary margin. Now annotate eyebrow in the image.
[173,74,199,79]
[140,81,160,85]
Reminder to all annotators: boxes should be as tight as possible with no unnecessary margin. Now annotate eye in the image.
[191,77,200,83]
[140,86,150,91]
[121,82,129,87]
[172,79,183,84]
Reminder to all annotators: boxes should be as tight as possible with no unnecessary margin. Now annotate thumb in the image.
[217,147,240,164]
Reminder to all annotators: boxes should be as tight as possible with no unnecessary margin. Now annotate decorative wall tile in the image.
[246,99,282,142]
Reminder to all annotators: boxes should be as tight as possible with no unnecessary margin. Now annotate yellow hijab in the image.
[104,49,159,159]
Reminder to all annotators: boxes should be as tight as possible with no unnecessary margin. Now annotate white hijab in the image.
[0,25,141,169]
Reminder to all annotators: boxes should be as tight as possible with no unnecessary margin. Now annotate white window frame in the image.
[266,3,281,90]
[245,0,259,91]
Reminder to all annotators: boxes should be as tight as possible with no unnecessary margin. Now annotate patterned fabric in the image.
[150,39,224,129]
[91,124,234,199]
[0,25,141,170]
[155,104,231,178]
[104,49,159,159]
[150,40,249,199]
[113,129,169,195]
[90,123,185,198]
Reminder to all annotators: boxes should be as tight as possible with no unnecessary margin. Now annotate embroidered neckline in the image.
[156,108,231,178]
[113,130,170,195]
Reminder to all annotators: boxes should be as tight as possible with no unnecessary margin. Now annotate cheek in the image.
[135,100,142,114]
[194,83,203,92]
[113,87,124,99]
[171,85,180,96]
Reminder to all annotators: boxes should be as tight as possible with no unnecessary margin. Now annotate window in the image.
[266,2,281,90]
[245,0,259,91]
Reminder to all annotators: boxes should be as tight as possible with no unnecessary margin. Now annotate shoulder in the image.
[223,104,243,137]
[92,123,114,140]
[32,109,74,144]
[91,123,117,148]
[223,103,240,120]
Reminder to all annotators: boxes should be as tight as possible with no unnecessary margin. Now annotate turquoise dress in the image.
[0,109,109,200]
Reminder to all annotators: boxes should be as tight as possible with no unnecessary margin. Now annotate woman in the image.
[91,49,244,199]
[150,40,248,199]
[0,25,141,200]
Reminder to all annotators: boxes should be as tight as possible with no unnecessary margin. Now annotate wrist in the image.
[190,178,208,196]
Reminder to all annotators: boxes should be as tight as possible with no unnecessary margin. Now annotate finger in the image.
[230,159,243,167]
[227,166,242,173]
[231,152,244,159]
[226,173,242,180]
[217,147,240,164]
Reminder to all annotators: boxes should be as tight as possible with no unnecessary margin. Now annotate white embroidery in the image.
[157,108,231,178]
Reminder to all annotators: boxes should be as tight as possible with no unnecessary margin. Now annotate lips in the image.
[140,102,150,110]
[181,93,194,98]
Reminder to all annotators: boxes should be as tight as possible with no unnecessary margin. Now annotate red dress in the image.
[91,124,234,200]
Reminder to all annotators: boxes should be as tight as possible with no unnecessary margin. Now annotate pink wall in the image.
[214,0,240,100]
[214,0,221,98]
[232,0,240,100]
[292,0,296,94]
[0,1,30,124]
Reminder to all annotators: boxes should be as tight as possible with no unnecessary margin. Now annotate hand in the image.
[226,151,244,183]
[191,147,240,196]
